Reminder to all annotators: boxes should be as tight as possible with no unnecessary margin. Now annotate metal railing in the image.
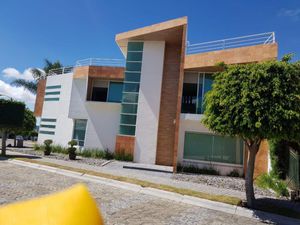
[48,66,74,76]
[186,32,275,55]
[75,58,125,67]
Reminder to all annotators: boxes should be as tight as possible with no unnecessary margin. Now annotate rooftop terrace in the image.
[48,32,276,76]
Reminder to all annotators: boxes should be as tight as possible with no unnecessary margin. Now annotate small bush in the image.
[43,139,52,155]
[114,152,133,161]
[104,149,114,160]
[177,164,220,175]
[227,169,241,177]
[256,173,289,197]
[68,140,77,160]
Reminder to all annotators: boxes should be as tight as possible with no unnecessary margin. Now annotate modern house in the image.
[34,17,278,176]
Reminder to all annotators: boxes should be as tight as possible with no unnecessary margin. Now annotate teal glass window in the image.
[125,72,141,82]
[181,73,213,114]
[45,91,60,95]
[121,104,137,114]
[123,83,139,93]
[44,98,60,101]
[122,93,139,103]
[39,130,55,135]
[202,75,214,113]
[41,118,56,122]
[40,124,56,129]
[126,62,142,72]
[46,85,61,89]
[119,125,136,136]
[127,42,144,51]
[183,132,243,165]
[107,82,123,103]
[120,114,137,125]
[73,119,87,147]
[184,132,213,161]
[127,52,143,61]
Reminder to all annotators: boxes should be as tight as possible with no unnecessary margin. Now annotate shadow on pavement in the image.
[252,197,300,224]
[0,154,41,161]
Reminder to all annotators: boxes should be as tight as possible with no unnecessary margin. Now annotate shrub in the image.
[68,140,77,160]
[33,143,41,151]
[79,148,105,158]
[256,173,289,197]
[227,169,241,177]
[51,145,68,154]
[177,164,220,175]
[114,152,133,161]
[43,139,52,155]
[104,149,114,160]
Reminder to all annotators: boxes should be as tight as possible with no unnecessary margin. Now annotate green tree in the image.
[0,99,25,156]
[11,59,63,94]
[202,55,300,207]
[13,108,36,145]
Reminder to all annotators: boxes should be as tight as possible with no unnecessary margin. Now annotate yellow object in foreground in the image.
[0,184,104,225]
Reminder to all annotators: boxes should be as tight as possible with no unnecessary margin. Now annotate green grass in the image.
[51,145,68,154]
[256,173,289,197]
[15,157,242,206]
[78,148,106,159]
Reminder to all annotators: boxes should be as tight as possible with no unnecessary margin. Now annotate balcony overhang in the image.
[184,43,278,70]
[73,66,125,80]
[115,17,187,56]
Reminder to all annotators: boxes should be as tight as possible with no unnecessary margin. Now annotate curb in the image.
[7,159,300,225]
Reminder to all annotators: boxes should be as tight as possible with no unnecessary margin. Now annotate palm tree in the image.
[11,59,62,94]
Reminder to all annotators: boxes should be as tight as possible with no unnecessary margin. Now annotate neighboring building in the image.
[34,17,277,176]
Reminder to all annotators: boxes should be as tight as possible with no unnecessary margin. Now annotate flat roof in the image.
[115,17,187,55]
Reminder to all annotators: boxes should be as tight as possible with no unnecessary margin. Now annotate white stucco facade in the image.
[38,73,74,146]
[68,78,120,151]
[134,41,165,164]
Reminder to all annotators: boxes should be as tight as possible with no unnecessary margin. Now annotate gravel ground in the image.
[172,173,277,198]
[8,148,108,167]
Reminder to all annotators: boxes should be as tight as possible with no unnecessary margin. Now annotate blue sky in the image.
[0,0,299,109]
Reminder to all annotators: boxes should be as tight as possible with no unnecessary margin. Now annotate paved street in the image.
[0,161,265,225]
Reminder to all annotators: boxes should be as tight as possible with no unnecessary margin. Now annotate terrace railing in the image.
[48,66,74,76]
[186,32,275,55]
[75,58,125,67]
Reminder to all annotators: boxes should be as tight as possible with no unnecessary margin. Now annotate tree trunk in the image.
[245,142,260,208]
[1,130,7,156]
[14,135,16,147]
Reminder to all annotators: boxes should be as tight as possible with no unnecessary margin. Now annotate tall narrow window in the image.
[73,119,87,147]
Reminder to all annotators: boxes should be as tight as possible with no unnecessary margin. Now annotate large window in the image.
[119,42,144,136]
[181,72,213,114]
[183,132,244,165]
[73,119,87,147]
[88,80,123,103]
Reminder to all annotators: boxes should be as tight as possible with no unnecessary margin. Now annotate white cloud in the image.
[278,8,300,21]
[2,67,35,81]
[0,79,36,108]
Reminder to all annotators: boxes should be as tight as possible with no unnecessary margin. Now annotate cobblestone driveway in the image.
[0,162,264,225]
